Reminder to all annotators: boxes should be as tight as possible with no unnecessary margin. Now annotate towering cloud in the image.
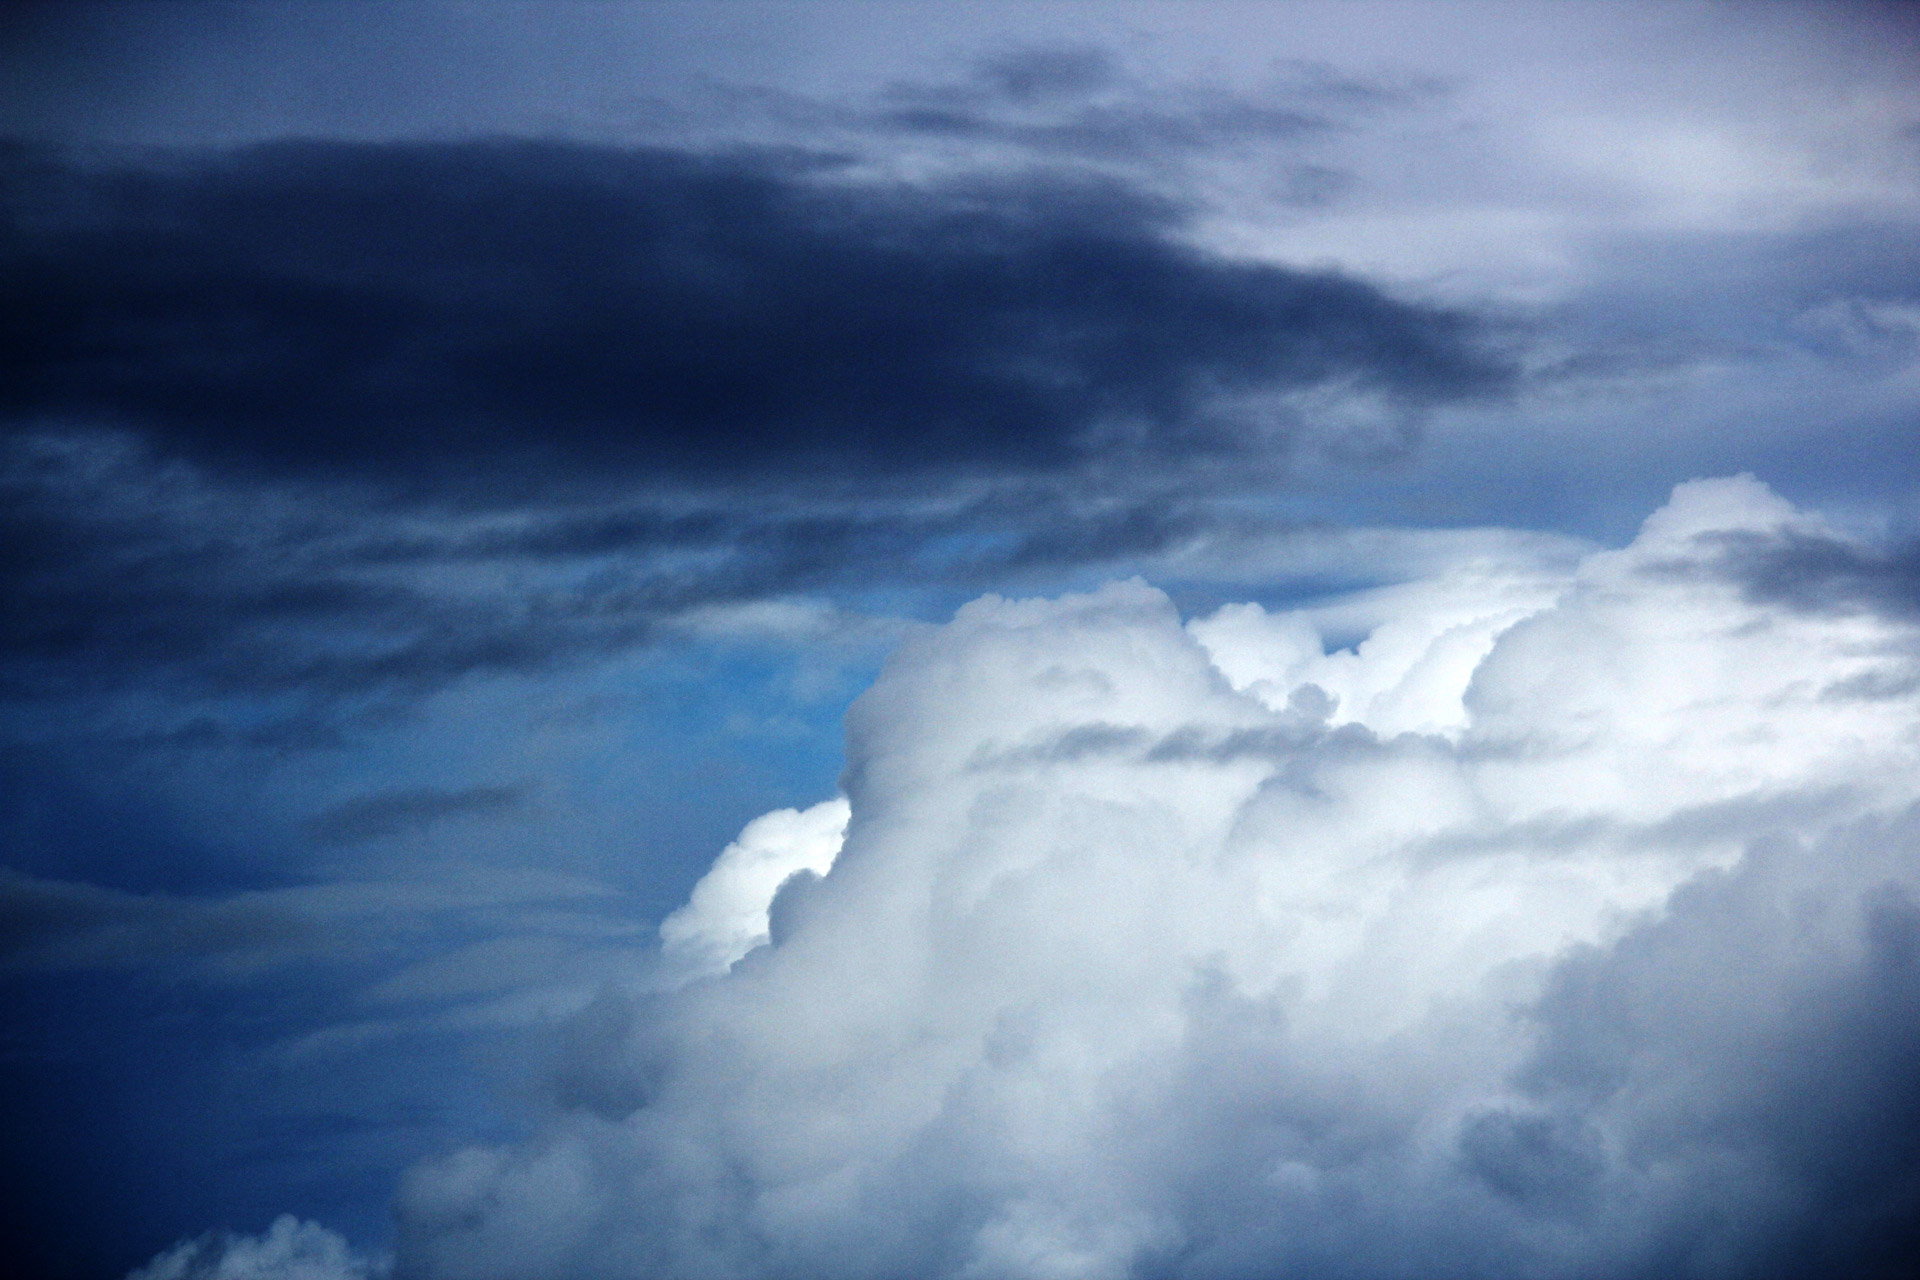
[375,478,1920,1280]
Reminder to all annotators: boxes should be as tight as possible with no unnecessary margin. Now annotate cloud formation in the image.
[2,139,1507,489]
[5,12,1914,1278]
[658,797,851,980]
[128,1216,378,1280]
[0,424,1583,714]
[383,477,1920,1280]
[855,44,1414,174]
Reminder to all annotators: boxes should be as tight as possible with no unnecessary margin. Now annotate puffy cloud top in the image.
[128,1216,377,1280]
[390,477,1920,1280]
[659,797,852,980]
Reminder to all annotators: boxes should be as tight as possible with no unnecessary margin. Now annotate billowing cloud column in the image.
[396,477,1920,1280]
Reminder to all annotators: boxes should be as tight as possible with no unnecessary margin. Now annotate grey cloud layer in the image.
[0,435,1209,704]
[304,785,531,847]
[12,422,1561,714]
[1,139,1507,486]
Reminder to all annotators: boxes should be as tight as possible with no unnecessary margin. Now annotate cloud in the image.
[1706,526,1920,620]
[0,861,630,991]
[867,45,1340,163]
[0,430,1581,710]
[657,797,850,980]
[375,476,1920,1279]
[0,865,321,974]
[128,1215,380,1280]
[712,40,1443,202]
[1,138,1510,489]
[304,785,529,847]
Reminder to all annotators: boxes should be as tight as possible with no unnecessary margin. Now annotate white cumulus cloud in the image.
[128,1216,380,1280]
[392,476,1920,1280]
[658,796,853,979]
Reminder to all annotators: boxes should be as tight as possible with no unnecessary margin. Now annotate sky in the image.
[2,2,1919,1278]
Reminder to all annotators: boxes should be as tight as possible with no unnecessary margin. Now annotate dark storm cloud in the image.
[0,126,1519,718]
[1,138,1510,487]
[0,455,627,701]
[0,425,1280,705]
[0,431,824,701]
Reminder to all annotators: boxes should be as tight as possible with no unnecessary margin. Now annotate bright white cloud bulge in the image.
[377,477,1920,1280]
[128,1216,378,1280]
